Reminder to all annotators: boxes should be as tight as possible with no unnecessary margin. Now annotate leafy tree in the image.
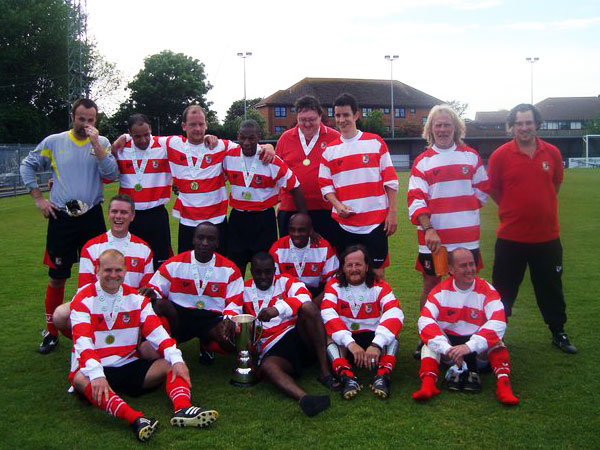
[108,50,214,138]
[362,109,388,137]
[221,109,267,140]
[446,100,469,119]
[399,119,423,137]
[584,113,600,134]
[224,98,263,123]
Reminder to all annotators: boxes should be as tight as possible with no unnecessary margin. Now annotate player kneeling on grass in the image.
[320,244,404,400]
[69,249,218,442]
[224,252,335,417]
[412,248,519,405]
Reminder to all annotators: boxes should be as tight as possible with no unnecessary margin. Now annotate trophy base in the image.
[230,379,258,387]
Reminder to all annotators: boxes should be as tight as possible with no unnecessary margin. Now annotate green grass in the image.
[1,170,599,449]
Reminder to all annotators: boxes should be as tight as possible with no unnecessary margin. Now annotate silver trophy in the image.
[230,314,262,387]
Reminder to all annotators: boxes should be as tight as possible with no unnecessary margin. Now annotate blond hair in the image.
[422,104,466,147]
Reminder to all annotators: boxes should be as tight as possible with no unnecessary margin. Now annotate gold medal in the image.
[190,181,199,191]
[242,191,252,200]
[134,183,143,192]
[105,334,115,345]
[350,323,360,331]
[302,158,310,166]
[196,300,204,309]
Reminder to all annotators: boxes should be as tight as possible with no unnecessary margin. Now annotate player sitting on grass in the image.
[320,245,403,400]
[224,252,334,417]
[412,247,519,405]
[69,249,218,442]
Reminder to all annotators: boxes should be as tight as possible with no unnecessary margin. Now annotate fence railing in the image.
[0,145,51,198]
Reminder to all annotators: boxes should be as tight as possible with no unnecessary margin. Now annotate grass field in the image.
[1,170,599,449]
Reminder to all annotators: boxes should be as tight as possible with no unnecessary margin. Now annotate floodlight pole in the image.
[525,57,539,104]
[237,52,252,119]
[385,55,399,138]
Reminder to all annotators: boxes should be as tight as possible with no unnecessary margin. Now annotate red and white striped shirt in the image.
[114,136,172,210]
[319,131,398,234]
[70,282,183,381]
[78,231,154,289]
[418,276,506,355]
[147,251,243,313]
[223,146,299,211]
[223,274,311,360]
[320,278,403,349]
[269,236,338,289]
[407,144,488,253]
[166,136,233,226]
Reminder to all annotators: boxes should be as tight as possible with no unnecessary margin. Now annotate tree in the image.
[224,98,263,123]
[108,50,214,138]
[446,100,469,119]
[221,109,267,140]
[362,110,388,137]
[584,113,600,134]
[399,119,423,137]
[0,0,73,142]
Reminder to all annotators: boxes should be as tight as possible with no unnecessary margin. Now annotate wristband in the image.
[423,225,434,233]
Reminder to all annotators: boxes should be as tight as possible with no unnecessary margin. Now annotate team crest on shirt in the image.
[131,259,138,267]
[126,162,133,168]
[311,264,318,273]
[362,155,369,164]
[205,155,212,164]
[152,161,159,169]
[321,142,327,149]
[122,313,130,323]
[183,281,191,287]
[462,166,469,175]
[365,304,373,314]
[542,161,549,171]
[211,284,219,292]
[470,310,478,320]
[255,175,262,185]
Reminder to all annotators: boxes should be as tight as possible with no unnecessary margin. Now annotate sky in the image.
[86,0,600,121]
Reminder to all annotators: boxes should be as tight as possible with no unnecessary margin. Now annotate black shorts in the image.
[129,205,172,271]
[44,203,106,279]
[277,209,343,252]
[337,223,388,269]
[346,331,375,365]
[262,328,314,377]
[178,219,227,256]
[228,208,277,271]
[171,302,223,344]
[104,358,154,397]
[416,248,482,276]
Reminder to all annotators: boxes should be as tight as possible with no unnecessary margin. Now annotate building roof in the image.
[474,110,509,123]
[256,77,443,108]
[535,97,600,121]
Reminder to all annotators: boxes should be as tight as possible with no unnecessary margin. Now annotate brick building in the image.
[256,77,443,137]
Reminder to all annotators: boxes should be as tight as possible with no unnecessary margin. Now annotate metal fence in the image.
[0,144,51,198]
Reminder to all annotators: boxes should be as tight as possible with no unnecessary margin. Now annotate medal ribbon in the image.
[130,140,151,186]
[240,152,260,188]
[251,283,274,317]
[190,252,216,298]
[299,129,320,157]
[184,141,206,179]
[289,238,310,278]
[107,230,130,252]
[345,284,369,319]
[98,286,123,330]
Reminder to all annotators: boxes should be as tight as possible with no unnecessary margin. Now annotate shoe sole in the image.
[137,421,159,442]
[370,385,389,399]
[170,410,219,428]
[342,384,362,400]
[462,386,482,394]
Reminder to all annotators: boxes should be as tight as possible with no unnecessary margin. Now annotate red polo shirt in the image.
[275,123,340,211]
[488,137,563,243]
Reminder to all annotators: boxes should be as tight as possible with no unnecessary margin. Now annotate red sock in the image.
[332,358,354,377]
[166,371,192,412]
[489,347,519,405]
[205,340,228,355]
[412,357,441,401]
[376,355,396,376]
[83,383,143,424]
[44,284,64,336]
